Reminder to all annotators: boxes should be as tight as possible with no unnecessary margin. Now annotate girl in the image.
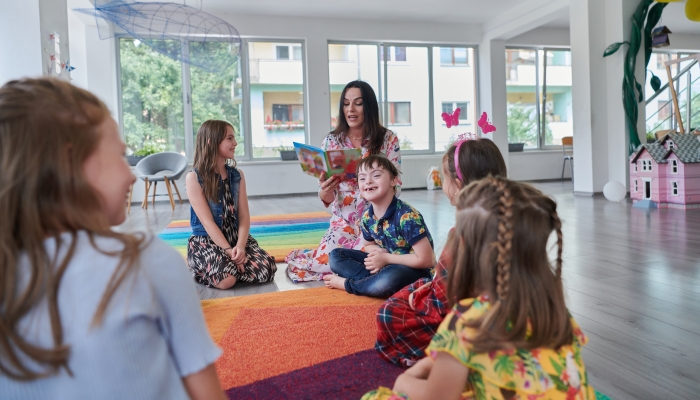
[186,120,276,289]
[375,138,507,367]
[0,78,225,399]
[364,177,595,400]
[286,80,402,283]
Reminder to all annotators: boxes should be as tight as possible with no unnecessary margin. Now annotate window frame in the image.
[671,159,678,174]
[327,41,479,155]
[116,36,309,162]
[672,180,678,196]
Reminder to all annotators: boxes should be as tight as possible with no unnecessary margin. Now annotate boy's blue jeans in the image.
[329,248,431,298]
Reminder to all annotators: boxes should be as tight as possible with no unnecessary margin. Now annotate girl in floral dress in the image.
[186,120,276,289]
[286,81,401,282]
[363,177,595,400]
[375,138,507,367]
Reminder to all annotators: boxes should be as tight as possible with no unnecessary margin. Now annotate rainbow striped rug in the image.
[158,211,330,262]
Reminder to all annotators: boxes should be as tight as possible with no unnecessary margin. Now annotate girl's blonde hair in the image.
[193,120,235,202]
[0,78,144,380]
[449,176,571,353]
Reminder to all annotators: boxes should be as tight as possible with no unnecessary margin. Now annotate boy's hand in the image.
[364,250,389,274]
[404,357,433,379]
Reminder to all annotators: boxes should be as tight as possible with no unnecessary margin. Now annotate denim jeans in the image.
[329,248,431,298]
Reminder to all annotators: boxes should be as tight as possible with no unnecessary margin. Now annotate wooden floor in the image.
[119,181,700,400]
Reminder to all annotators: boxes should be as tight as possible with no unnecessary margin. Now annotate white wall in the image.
[0,0,42,84]
[507,27,570,47]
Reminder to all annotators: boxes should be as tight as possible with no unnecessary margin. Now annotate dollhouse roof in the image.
[630,133,700,164]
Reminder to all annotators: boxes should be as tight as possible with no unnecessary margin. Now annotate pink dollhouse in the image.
[629,133,700,209]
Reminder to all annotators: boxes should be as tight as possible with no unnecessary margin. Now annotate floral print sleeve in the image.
[426,296,596,400]
[381,130,402,194]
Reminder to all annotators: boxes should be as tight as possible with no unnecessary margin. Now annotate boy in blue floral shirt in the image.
[325,155,435,298]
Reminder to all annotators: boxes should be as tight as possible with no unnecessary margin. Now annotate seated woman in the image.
[286,80,402,282]
[186,120,277,289]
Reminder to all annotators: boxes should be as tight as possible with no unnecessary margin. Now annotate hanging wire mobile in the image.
[75,0,241,73]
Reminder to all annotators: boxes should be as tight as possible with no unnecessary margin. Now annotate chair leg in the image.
[570,159,574,185]
[171,180,183,204]
[127,184,133,215]
[152,181,157,206]
[164,177,175,210]
[142,178,150,209]
[562,159,566,180]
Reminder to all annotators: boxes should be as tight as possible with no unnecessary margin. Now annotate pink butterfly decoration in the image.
[478,112,496,134]
[441,107,461,128]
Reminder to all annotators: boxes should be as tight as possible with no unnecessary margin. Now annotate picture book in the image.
[293,142,362,181]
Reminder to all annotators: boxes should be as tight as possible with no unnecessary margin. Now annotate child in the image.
[186,120,277,289]
[363,177,595,400]
[375,138,507,367]
[0,78,225,399]
[324,154,435,298]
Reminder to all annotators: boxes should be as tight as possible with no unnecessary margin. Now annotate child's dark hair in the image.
[449,176,571,353]
[443,139,507,184]
[356,154,401,179]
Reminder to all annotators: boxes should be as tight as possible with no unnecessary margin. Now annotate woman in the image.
[286,80,401,282]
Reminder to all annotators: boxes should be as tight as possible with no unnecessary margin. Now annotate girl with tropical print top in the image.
[363,177,595,400]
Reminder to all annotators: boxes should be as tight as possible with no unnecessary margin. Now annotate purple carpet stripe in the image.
[225,349,402,400]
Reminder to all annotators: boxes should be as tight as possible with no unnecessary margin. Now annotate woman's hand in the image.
[404,357,433,379]
[319,172,340,204]
[229,246,246,273]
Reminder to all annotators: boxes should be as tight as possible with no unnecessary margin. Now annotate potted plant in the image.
[646,132,657,144]
[127,143,162,166]
[276,145,297,161]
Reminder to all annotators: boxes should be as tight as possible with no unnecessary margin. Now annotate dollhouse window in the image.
[668,141,674,149]
[672,181,678,196]
[634,163,638,172]
[634,180,638,192]
[672,160,678,174]
[648,161,653,171]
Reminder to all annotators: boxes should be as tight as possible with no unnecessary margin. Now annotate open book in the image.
[293,142,362,182]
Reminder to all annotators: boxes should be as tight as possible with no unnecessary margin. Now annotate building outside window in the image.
[440,47,468,66]
[506,48,573,150]
[327,44,476,152]
[118,38,307,160]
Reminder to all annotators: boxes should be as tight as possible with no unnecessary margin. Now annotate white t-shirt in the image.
[1,231,221,400]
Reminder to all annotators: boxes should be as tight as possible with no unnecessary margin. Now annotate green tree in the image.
[507,102,553,146]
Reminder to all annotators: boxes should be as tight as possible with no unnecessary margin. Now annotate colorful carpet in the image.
[202,287,612,400]
[202,287,403,399]
[158,211,330,262]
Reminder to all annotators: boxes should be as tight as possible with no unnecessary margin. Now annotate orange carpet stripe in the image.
[215,304,380,388]
[202,287,383,343]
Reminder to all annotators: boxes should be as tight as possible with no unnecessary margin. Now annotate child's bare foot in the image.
[323,274,346,290]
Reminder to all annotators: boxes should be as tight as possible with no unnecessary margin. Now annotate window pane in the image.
[391,102,411,124]
[440,48,452,65]
[433,47,476,150]
[249,41,306,157]
[454,48,468,65]
[119,38,184,155]
[190,42,244,156]
[506,49,539,148]
[542,49,572,146]
[293,46,302,60]
[276,45,289,60]
[328,44,380,129]
[386,46,429,150]
[393,46,407,62]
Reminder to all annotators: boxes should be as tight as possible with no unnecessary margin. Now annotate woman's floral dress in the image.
[285,130,401,282]
[363,295,596,400]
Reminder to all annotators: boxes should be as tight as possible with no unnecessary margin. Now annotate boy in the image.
[325,154,435,298]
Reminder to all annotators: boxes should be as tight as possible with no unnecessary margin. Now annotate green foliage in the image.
[603,41,628,57]
[120,39,244,157]
[400,135,413,150]
[133,142,163,156]
[507,103,553,147]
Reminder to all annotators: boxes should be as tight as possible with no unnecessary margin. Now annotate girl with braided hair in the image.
[363,177,595,400]
[375,138,506,367]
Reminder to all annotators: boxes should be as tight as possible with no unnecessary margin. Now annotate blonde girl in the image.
[186,120,276,289]
[364,177,595,400]
[0,78,225,399]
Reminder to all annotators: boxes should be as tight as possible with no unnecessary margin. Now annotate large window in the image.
[506,48,572,149]
[328,43,477,153]
[119,38,307,160]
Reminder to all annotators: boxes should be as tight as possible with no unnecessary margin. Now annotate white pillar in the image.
[478,39,509,171]
[305,36,331,147]
[570,0,645,194]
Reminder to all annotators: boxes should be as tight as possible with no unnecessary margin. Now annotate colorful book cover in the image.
[293,142,362,181]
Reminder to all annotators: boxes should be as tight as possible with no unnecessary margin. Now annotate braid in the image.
[493,178,514,301]
[550,210,563,279]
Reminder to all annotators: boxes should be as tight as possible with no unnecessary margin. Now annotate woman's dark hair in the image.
[331,80,387,155]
